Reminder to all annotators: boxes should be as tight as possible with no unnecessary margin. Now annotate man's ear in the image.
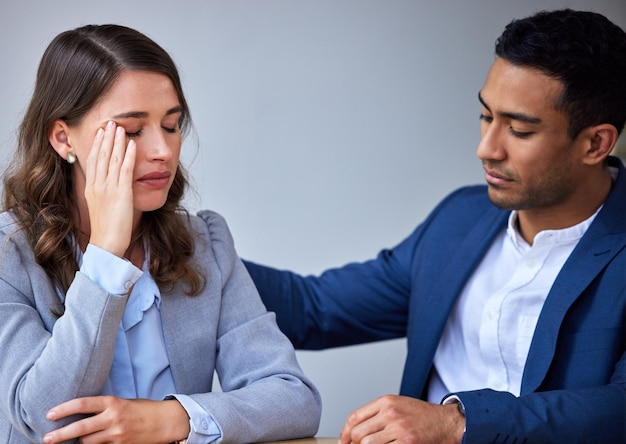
[581,123,618,166]
[48,119,73,161]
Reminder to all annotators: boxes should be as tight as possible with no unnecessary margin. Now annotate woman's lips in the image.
[137,171,171,188]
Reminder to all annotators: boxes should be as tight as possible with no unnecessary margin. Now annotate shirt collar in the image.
[506,164,618,249]
[507,205,601,251]
[122,257,161,331]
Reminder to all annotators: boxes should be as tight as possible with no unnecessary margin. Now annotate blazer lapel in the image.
[401,207,509,397]
[521,157,626,393]
[159,283,216,395]
[422,208,509,324]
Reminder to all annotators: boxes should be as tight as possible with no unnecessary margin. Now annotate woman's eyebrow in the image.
[165,105,183,116]
[112,106,182,120]
[112,111,148,119]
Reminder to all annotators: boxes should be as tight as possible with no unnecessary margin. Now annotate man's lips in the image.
[483,167,513,186]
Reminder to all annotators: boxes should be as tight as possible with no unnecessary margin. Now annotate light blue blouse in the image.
[78,244,221,443]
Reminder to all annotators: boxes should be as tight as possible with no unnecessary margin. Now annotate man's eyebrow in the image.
[478,91,542,125]
[111,106,183,120]
[478,91,491,112]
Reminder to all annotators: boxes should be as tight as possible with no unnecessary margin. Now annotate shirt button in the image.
[527,259,536,268]
[201,420,209,430]
[124,281,132,290]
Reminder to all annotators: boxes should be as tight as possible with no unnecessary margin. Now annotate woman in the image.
[0,24,321,443]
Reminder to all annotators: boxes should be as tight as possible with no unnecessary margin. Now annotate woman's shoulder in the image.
[189,210,231,239]
[0,211,20,234]
[188,210,238,260]
[0,211,26,247]
[193,209,228,229]
[0,211,38,282]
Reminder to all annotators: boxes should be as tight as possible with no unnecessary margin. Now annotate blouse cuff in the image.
[169,394,222,443]
[80,244,143,295]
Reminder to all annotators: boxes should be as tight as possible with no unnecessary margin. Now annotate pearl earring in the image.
[67,153,77,164]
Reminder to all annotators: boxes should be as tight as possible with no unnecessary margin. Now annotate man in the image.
[244,9,626,444]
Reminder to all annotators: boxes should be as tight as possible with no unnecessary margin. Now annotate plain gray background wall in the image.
[1,0,625,437]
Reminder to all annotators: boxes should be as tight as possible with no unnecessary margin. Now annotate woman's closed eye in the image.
[125,129,143,138]
[124,126,178,138]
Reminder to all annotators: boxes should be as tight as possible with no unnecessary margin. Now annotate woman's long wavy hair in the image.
[2,24,205,305]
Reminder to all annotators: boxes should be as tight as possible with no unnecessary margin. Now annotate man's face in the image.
[476,58,584,212]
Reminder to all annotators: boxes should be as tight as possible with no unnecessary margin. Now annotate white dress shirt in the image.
[428,206,600,403]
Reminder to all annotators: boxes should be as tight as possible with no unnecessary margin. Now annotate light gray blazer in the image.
[0,210,321,443]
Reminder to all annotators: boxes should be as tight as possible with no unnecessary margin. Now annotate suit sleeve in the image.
[0,233,127,441]
[243,228,420,350]
[243,186,488,350]
[189,211,321,443]
[457,371,626,443]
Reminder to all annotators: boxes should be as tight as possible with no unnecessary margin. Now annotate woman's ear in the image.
[581,123,618,166]
[48,119,73,161]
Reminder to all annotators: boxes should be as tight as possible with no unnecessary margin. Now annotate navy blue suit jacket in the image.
[245,156,626,443]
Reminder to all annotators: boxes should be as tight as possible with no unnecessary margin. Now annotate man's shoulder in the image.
[434,184,498,217]
[445,184,489,200]
[405,184,506,245]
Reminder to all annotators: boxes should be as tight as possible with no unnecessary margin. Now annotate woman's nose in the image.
[144,130,173,161]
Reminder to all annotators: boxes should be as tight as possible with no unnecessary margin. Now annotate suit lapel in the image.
[401,207,509,396]
[423,209,509,326]
[522,157,626,392]
[159,283,214,395]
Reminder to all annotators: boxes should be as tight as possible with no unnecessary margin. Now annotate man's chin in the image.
[487,189,519,211]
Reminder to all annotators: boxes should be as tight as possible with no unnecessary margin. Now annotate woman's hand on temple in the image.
[84,121,136,258]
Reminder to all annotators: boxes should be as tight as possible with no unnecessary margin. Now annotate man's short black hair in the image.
[495,9,626,139]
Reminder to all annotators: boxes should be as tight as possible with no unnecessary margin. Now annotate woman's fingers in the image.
[120,139,136,191]
[92,120,116,184]
[107,123,128,184]
[88,121,126,185]
[83,120,136,257]
[84,126,104,186]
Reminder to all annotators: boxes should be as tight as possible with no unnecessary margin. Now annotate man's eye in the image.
[479,114,493,123]
[509,128,533,138]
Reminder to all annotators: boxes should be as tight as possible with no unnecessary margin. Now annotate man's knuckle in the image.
[397,433,419,444]
[379,394,396,406]
[346,412,358,425]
